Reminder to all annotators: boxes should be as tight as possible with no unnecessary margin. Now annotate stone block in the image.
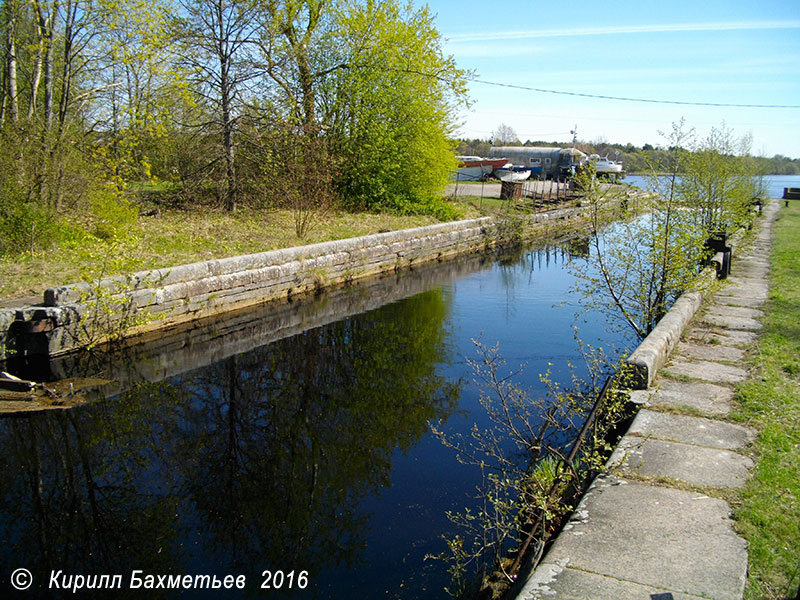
[518,477,747,600]
[626,290,704,389]
[665,358,748,384]
[611,436,753,487]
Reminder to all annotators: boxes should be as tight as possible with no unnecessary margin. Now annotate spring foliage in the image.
[0,0,468,258]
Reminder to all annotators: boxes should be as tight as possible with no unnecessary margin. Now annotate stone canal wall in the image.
[0,207,586,360]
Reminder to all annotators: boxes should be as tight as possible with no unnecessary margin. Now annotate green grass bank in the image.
[0,207,452,303]
[734,201,800,600]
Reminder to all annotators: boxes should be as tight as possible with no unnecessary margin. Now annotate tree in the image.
[325,0,468,215]
[491,123,519,146]
[260,0,331,130]
[455,138,491,157]
[177,0,260,211]
[246,0,468,217]
[0,0,99,246]
[93,0,187,184]
[572,121,708,341]
[1,0,20,123]
[680,123,761,236]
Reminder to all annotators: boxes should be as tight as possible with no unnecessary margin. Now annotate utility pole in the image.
[570,124,578,148]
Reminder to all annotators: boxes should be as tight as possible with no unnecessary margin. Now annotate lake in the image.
[622,173,800,199]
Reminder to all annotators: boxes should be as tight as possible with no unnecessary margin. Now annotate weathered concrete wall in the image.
[624,276,710,389]
[25,250,499,403]
[1,207,586,360]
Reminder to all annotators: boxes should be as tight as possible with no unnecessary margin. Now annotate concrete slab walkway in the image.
[514,200,780,600]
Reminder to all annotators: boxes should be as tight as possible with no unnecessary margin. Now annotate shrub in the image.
[89,188,139,240]
[0,200,61,257]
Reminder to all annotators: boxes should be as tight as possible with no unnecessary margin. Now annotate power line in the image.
[467,78,800,109]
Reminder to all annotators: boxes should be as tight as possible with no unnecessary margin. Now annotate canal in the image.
[0,240,632,598]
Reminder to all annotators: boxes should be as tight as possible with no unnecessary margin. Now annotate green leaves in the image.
[323,0,467,215]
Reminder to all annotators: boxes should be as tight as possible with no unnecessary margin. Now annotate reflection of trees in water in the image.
[0,290,459,595]
[492,245,577,321]
[0,405,184,597]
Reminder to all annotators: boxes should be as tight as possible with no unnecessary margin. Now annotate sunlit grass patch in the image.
[0,206,444,301]
[733,202,800,600]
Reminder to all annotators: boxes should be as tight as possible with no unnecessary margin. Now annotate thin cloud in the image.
[446,20,800,42]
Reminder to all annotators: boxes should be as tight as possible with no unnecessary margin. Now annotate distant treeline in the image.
[455,139,800,175]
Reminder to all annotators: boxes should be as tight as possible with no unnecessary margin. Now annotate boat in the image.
[589,154,623,176]
[489,146,588,179]
[493,165,532,182]
[452,156,511,181]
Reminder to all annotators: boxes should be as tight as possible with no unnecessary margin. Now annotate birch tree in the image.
[1,0,20,123]
[177,0,260,211]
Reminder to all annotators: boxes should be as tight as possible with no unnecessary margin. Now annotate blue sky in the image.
[431,0,800,157]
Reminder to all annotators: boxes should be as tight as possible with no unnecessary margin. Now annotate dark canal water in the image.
[0,242,631,598]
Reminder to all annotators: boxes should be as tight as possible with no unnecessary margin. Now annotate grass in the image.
[0,207,438,301]
[732,201,800,600]
[0,195,514,302]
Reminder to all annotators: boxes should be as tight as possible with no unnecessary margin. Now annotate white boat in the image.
[490,146,588,179]
[493,166,532,182]
[452,156,511,181]
[589,154,623,175]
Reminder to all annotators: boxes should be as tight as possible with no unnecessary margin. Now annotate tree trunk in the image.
[5,0,19,123]
[297,46,315,128]
[43,0,58,128]
[222,87,236,212]
[29,2,46,119]
[58,0,76,128]
[216,0,236,211]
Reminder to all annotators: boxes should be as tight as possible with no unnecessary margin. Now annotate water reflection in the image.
[0,291,460,598]
[0,241,624,599]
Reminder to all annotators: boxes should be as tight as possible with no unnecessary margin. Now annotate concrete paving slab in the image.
[740,258,768,265]
[664,358,748,384]
[736,255,769,264]
[717,280,769,301]
[527,477,747,600]
[701,313,763,331]
[727,273,769,282]
[685,327,758,347]
[732,258,769,269]
[734,261,769,273]
[705,305,765,319]
[627,409,754,450]
[611,437,753,487]
[719,279,769,291]
[635,379,735,416]
[675,341,745,363]
[518,563,709,600]
[732,270,768,280]
[731,269,768,280]
[712,295,766,309]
